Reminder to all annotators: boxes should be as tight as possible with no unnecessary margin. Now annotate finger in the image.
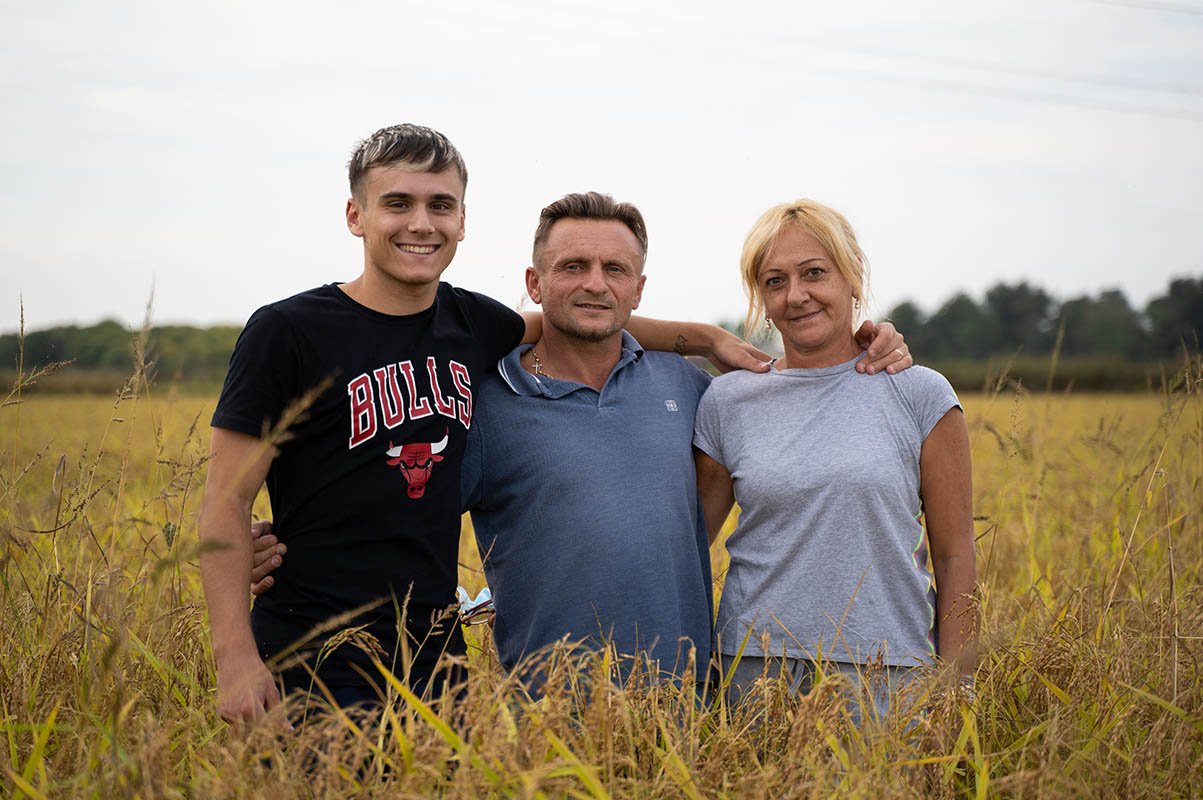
[263,682,282,711]
[886,351,914,374]
[721,344,772,374]
[250,519,274,538]
[864,323,899,358]
[251,552,281,579]
[859,346,907,375]
[251,577,273,596]
[743,355,772,373]
[252,535,278,560]
[852,320,878,351]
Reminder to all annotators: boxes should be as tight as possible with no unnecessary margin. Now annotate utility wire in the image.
[410,0,1203,121]
[1083,0,1203,16]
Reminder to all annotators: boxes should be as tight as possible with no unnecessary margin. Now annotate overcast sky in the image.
[3,0,1201,335]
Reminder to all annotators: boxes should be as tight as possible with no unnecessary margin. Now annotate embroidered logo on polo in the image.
[665,400,678,412]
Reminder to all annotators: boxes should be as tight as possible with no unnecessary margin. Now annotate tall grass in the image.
[2,349,1201,797]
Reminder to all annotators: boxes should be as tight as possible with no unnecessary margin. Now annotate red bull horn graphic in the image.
[385,428,448,499]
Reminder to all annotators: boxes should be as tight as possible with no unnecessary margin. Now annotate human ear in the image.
[345,197,364,238]
[524,266,543,305]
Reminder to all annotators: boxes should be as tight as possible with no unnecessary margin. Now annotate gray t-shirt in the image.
[693,355,960,667]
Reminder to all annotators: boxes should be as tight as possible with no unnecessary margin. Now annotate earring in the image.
[854,298,861,311]
[764,317,773,333]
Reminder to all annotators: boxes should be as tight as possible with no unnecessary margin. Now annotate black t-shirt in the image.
[212,282,524,690]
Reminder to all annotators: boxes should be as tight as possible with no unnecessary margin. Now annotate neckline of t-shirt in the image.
[769,352,866,377]
[324,281,440,325]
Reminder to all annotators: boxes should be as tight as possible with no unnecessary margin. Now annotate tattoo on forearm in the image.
[674,334,687,355]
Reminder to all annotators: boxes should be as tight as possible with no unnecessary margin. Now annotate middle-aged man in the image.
[459,192,716,687]
[251,190,912,695]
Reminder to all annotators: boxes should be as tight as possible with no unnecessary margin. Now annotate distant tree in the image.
[0,319,132,371]
[1055,289,1150,359]
[922,293,993,359]
[983,282,1056,355]
[1146,277,1203,358]
[884,301,932,355]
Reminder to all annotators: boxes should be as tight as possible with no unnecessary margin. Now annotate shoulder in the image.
[437,284,524,349]
[632,350,713,400]
[882,365,961,435]
[706,366,768,396]
[887,364,957,399]
[239,283,341,327]
[255,283,341,317]
[440,283,518,318]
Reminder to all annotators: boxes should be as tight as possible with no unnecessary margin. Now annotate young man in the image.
[199,125,525,718]
[200,125,826,723]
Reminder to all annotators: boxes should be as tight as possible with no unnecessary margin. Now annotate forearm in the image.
[934,552,979,675]
[198,494,258,663]
[919,407,977,675]
[625,315,705,356]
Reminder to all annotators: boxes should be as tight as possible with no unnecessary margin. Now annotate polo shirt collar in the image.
[496,330,645,398]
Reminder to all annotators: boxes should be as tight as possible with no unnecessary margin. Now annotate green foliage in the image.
[1146,277,1203,357]
[0,320,240,393]
[885,275,1203,381]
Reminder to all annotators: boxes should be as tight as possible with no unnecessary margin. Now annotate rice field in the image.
[2,364,1201,798]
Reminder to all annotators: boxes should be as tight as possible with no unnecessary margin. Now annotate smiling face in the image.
[759,224,860,367]
[345,165,466,291]
[526,218,646,343]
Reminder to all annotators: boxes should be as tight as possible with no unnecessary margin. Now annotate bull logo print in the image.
[384,428,448,499]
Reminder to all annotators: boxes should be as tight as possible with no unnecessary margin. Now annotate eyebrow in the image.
[378,191,460,206]
[762,256,825,271]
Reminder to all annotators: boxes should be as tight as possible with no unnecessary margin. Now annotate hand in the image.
[250,519,285,596]
[853,320,912,374]
[215,649,286,728]
[705,327,772,374]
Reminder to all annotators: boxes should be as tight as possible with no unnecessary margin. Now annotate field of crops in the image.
[2,368,1201,798]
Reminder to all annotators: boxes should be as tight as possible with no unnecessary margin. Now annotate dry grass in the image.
[2,358,1202,797]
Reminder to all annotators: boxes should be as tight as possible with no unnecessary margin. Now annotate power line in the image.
[1083,0,1203,16]
[416,0,1203,122]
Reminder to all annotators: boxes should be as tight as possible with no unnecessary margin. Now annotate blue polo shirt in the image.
[461,332,714,681]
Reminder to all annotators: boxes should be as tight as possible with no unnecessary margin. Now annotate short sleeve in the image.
[685,360,713,402]
[211,306,301,438]
[907,367,961,440]
[460,416,485,513]
[454,287,525,365]
[692,382,726,465]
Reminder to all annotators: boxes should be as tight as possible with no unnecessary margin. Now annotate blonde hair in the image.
[739,199,869,339]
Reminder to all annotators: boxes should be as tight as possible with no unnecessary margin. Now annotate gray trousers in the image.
[721,655,920,727]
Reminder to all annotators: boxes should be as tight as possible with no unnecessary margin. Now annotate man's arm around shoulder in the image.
[198,426,283,726]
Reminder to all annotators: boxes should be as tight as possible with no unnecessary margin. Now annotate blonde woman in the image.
[693,200,978,721]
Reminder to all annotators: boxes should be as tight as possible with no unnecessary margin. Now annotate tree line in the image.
[1,320,242,392]
[3,276,1201,393]
[884,277,1203,361]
